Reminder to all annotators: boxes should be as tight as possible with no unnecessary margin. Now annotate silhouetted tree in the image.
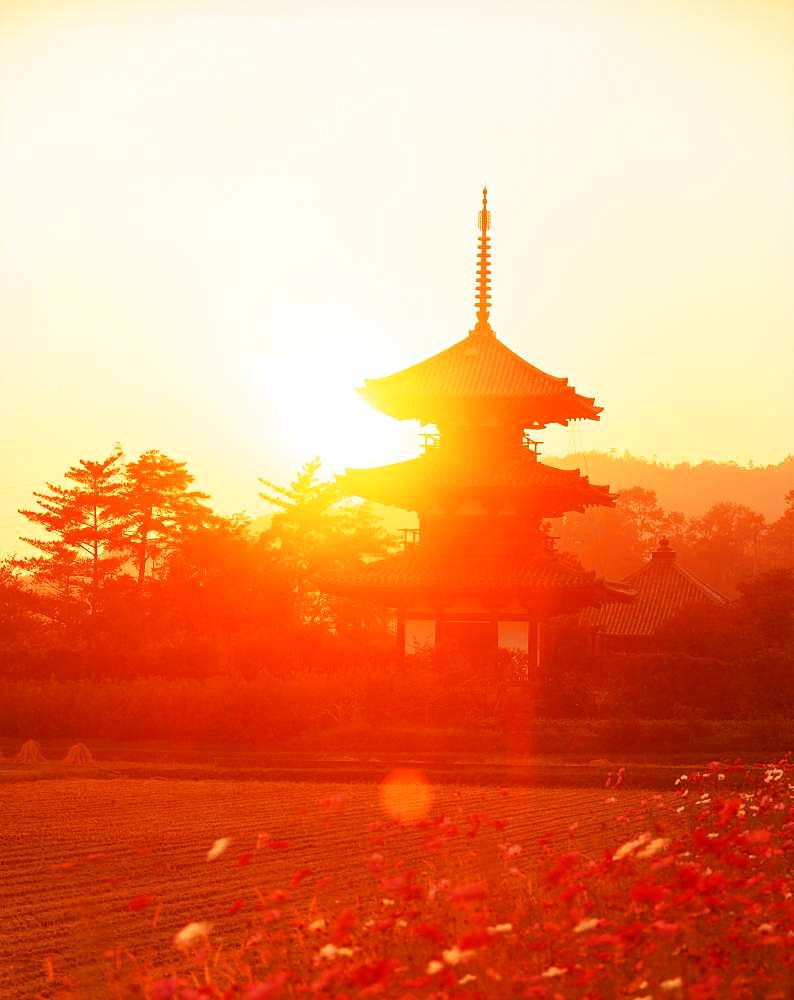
[765,491,794,570]
[554,487,683,579]
[260,458,394,626]
[736,569,794,648]
[17,450,127,614]
[123,450,214,584]
[684,502,766,594]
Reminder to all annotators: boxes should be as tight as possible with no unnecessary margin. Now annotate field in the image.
[2,755,792,999]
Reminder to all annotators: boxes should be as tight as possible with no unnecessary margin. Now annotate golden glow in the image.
[379,769,433,823]
[1,0,792,552]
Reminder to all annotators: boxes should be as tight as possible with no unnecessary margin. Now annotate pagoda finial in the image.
[471,186,494,336]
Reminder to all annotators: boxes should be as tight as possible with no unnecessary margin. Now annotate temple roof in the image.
[358,189,602,427]
[341,451,613,515]
[358,333,602,425]
[580,539,728,636]
[328,547,634,608]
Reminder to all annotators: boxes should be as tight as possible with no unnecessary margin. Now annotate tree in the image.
[684,502,766,594]
[17,449,127,613]
[259,458,394,626]
[123,450,214,584]
[162,515,291,632]
[764,491,794,570]
[736,569,794,648]
[553,487,682,580]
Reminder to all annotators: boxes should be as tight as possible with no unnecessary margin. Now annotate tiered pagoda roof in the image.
[580,539,727,637]
[331,546,634,611]
[358,334,602,427]
[342,449,613,517]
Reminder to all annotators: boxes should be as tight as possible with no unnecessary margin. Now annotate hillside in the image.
[546,452,794,520]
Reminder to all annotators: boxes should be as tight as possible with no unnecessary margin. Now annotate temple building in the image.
[580,538,728,652]
[329,190,633,659]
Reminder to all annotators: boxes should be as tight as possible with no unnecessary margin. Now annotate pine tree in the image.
[17,449,127,613]
[259,458,393,625]
[123,450,214,584]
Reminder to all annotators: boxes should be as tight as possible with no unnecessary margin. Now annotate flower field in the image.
[2,761,792,999]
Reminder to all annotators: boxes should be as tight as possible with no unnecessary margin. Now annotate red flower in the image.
[331,907,357,943]
[630,881,667,905]
[415,923,445,945]
[451,881,488,901]
[289,867,314,887]
[458,929,493,949]
[126,894,155,912]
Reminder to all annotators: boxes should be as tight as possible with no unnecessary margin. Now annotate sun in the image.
[242,312,420,476]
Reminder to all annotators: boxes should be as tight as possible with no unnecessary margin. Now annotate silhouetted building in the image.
[580,538,728,651]
[329,190,632,659]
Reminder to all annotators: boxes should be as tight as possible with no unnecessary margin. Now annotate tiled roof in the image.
[580,539,728,636]
[359,331,602,425]
[327,547,634,608]
[340,452,613,515]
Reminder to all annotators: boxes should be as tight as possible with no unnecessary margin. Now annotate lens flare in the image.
[378,768,433,822]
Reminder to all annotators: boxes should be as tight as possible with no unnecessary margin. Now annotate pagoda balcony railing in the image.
[420,432,440,453]
[522,432,541,456]
[400,527,421,548]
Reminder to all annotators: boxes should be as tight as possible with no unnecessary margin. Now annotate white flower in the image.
[573,917,599,934]
[613,832,651,861]
[637,837,669,859]
[541,966,567,978]
[487,923,513,934]
[206,837,230,861]
[318,943,353,960]
[443,946,474,965]
[458,974,477,985]
[426,960,444,975]
[174,921,211,948]
[307,918,326,932]
[718,773,726,781]
[660,977,683,991]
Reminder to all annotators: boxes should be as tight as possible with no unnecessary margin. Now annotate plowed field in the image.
[1,778,649,998]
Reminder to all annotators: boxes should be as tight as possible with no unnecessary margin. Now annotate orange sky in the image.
[1,0,792,555]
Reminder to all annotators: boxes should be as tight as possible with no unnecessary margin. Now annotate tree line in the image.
[1,450,393,678]
[1,446,793,691]
[553,486,794,595]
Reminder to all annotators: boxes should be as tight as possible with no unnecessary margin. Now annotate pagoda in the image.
[329,189,633,659]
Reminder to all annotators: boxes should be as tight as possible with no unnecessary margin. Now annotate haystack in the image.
[15,739,46,763]
[63,743,95,764]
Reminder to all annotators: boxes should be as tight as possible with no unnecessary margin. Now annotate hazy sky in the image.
[2,0,792,554]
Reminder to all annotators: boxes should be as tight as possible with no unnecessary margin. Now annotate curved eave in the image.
[338,457,614,515]
[357,385,602,427]
[324,551,636,611]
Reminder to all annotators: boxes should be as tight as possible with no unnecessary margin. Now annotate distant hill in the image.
[546,452,794,520]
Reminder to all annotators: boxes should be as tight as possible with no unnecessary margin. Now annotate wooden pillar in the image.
[527,618,539,670]
[396,611,406,657]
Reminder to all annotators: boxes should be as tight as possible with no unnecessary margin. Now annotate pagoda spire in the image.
[472,186,494,336]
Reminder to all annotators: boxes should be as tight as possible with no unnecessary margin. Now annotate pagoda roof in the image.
[359,331,602,426]
[341,451,613,515]
[328,547,634,609]
[580,539,728,637]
